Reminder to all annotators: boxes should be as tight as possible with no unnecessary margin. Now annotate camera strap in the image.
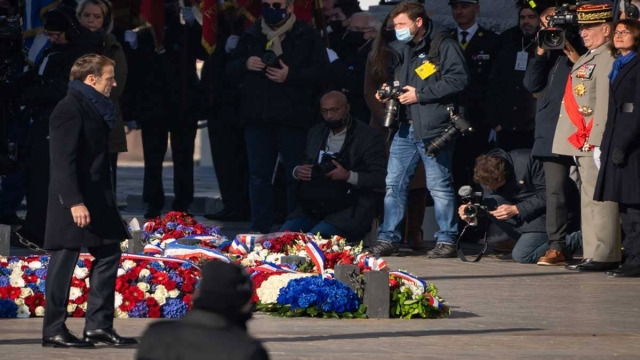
[455,224,488,262]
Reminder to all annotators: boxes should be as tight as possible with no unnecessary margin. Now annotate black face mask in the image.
[384,29,397,43]
[329,20,346,34]
[325,118,346,130]
[342,31,367,49]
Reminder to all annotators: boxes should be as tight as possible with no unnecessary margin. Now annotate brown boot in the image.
[407,188,428,249]
[537,249,566,266]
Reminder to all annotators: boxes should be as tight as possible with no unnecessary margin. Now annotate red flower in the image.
[145,297,159,307]
[72,307,85,318]
[24,293,45,314]
[71,277,86,289]
[115,278,128,292]
[166,262,180,270]
[182,294,193,307]
[164,280,177,291]
[148,306,161,318]
[389,278,400,291]
[7,286,21,300]
[250,272,277,303]
[83,259,93,271]
[152,272,168,285]
[127,287,145,302]
[181,282,194,293]
[74,295,87,305]
[0,286,9,299]
[22,274,39,284]
[119,296,137,312]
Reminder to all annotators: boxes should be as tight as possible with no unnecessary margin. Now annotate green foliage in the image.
[255,302,368,319]
[389,283,451,319]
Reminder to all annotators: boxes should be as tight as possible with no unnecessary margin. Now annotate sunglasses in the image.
[262,2,285,9]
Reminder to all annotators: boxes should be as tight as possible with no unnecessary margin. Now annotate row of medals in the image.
[574,82,593,152]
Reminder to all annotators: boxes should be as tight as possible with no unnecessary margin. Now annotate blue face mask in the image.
[395,22,416,43]
[262,7,287,25]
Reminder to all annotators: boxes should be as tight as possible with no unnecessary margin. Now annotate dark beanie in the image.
[192,261,253,313]
[44,6,77,32]
[519,0,551,15]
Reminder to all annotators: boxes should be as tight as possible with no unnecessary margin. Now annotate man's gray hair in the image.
[350,12,381,31]
[285,0,294,6]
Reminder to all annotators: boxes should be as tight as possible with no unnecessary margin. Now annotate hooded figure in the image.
[136,262,270,360]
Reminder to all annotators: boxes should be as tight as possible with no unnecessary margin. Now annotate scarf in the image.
[609,51,637,83]
[68,80,116,129]
[261,13,297,56]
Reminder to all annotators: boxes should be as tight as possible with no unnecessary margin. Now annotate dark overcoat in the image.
[594,56,640,204]
[44,88,130,250]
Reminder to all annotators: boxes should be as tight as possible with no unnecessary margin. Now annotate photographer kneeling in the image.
[280,91,386,242]
[461,149,582,264]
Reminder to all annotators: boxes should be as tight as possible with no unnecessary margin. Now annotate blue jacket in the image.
[387,21,468,141]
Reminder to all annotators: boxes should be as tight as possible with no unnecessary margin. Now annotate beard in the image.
[521,25,537,36]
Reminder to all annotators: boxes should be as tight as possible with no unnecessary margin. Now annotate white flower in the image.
[14,298,24,306]
[240,258,255,267]
[254,244,264,252]
[28,261,43,270]
[10,276,25,288]
[265,254,281,265]
[154,295,167,306]
[78,302,88,310]
[7,261,24,270]
[17,305,30,318]
[67,303,77,313]
[73,267,90,280]
[344,246,352,251]
[10,268,23,278]
[168,289,180,298]
[297,250,309,259]
[20,288,34,299]
[259,249,269,258]
[150,239,161,246]
[68,287,83,301]
[122,260,137,270]
[115,308,129,318]
[35,306,45,317]
[256,273,314,304]
[153,285,168,305]
[117,268,126,277]
[137,282,150,292]
[85,278,91,287]
[0,256,6,262]
[331,245,340,252]
[139,269,151,278]
[114,292,123,308]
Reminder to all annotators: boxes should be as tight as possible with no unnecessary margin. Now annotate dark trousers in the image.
[21,120,50,245]
[496,129,535,152]
[43,243,121,337]
[207,117,249,213]
[141,121,197,211]
[110,152,118,192]
[541,156,581,250]
[620,204,640,266]
[244,125,306,233]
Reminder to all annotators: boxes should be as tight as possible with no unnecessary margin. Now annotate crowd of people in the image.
[1,0,640,282]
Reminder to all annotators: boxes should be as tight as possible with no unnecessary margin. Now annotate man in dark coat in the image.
[43,54,136,348]
[16,5,103,247]
[486,5,540,151]
[448,0,501,193]
[226,0,329,234]
[136,261,269,360]
[522,5,584,266]
[281,91,386,242]
[460,149,582,263]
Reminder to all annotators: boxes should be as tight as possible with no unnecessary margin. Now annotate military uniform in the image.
[552,4,621,265]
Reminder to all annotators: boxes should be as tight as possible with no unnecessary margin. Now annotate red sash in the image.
[563,75,594,150]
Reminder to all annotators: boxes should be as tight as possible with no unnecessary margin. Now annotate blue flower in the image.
[161,298,188,319]
[262,241,272,250]
[39,255,50,263]
[35,269,47,279]
[0,267,10,276]
[150,262,164,271]
[27,283,39,292]
[276,276,360,314]
[38,281,46,294]
[168,272,184,285]
[180,262,193,270]
[76,260,86,267]
[7,257,20,264]
[166,222,178,230]
[207,226,220,235]
[0,299,18,318]
[0,276,9,287]
[128,301,149,318]
[24,269,34,276]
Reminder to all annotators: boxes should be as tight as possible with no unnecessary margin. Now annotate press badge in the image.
[515,51,528,71]
[415,61,437,80]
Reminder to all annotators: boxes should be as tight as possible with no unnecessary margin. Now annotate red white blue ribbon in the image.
[426,293,444,311]
[143,244,163,254]
[356,254,388,271]
[305,241,326,275]
[234,234,260,252]
[252,263,296,274]
[389,270,426,293]
[229,238,250,255]
[79,253,201,270]
[163,243,231,263]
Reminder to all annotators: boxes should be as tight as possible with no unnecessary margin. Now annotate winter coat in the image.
[595,56,640,204]
[103,33,128,153]
[226,19,329,129]
[44,88,130,250]
[329,40,373,124]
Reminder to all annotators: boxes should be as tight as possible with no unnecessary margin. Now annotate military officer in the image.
[448,0,501,193]
[551,2,620,272]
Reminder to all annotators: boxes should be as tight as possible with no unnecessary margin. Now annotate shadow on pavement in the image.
[420,272,584,281]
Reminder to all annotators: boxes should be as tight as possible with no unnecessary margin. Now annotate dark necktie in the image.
[460,30,469,45]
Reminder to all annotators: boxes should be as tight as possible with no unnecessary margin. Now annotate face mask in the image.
[342,31,367,48]
[325,119,345,130]
[262,7,287,25]
[395,22,415,43]
[384,29,397,43]
[329,20,346,34]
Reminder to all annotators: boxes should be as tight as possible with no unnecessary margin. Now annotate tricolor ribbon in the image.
[143,244,163,254]
[234,234,261,252]
[229,238,250,255]
[305,241,326,275]
[426,293,444,311]
[252,263,296,274]
[356,254,388,271]
[79,253,201,270]
[163,243,231,263]
[389,270,426,293]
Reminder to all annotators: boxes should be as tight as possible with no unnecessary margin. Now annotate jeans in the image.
[280,213,350,240]
[378,123,458,244]
[511,231,583,264]
[245,125,306,233]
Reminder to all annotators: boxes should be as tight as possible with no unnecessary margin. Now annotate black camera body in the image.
[537,3,579,50]
[261,50,278,67]
[426,107,473,156]
[311,153,343,179]
[459,185,487,218]
[377,80,406,128]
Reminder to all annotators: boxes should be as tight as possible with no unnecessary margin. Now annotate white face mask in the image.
[395,21,416,43]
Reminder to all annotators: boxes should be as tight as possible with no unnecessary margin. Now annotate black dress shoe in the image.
[204,208,249,221]
[84,328,138,346]
[576,261,620,272]
[43,332,95,348]
[565,258,592,271]
[606,264,640,277]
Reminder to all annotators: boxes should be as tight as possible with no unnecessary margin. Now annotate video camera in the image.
[537,3,579,50]
[425,106,473,156]
[458,185,487,218]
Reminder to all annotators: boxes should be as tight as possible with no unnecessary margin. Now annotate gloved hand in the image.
[326,48,339,63]
[181,7,196,26]
[225,35,240,54]
[611,147,626,168]
[124,30,138,50]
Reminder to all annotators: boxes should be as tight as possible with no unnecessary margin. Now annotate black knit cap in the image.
[519,0,551,15]
[44,6,77,32]
[192,261,253,313]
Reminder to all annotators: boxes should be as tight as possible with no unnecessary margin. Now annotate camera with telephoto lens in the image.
[426,107,473,156]
[311,153,343,179]
[458,185,487,218]
[377,81,407,128]
[537,3,579,50]
[261,50,278,67]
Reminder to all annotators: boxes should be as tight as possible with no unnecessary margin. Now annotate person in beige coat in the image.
[543,3,621,272]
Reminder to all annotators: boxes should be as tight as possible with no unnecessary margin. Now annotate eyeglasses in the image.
[347,26,375,33]
[320,107,344,115]
[614,30,632,36]
[44,31,63,39]
[262,2,284,9]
